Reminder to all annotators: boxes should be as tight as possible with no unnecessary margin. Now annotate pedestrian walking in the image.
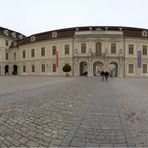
[104,71,109,81]
[83,71,88,77]
[100,70,105,81]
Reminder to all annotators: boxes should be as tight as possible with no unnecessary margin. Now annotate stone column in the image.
[119,49,123,77]
[104,49,108,71]
[88,58,92,76]
[74,59,79,76]
[74,49,79,76]
[88,49,93,76]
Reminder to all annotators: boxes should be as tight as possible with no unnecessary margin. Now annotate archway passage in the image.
[80,62,87,76]
[93,62,103,76]
[5,65,9,75]
[13,65,18,75]
[109,62,118,77]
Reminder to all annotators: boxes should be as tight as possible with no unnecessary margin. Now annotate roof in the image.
[9,26,148,48]
[0,27,26,40]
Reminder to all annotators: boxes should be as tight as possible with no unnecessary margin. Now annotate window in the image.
[65,45,69,55]
[52,46,56,55]
[5,40,9,46]
[142,46,147,55]
[53,64,56,72]
[31,49,35,57]
[31,36,36,42]
[41,64,45,72]
[41,47,45,56]
[128,64,134,73]
[111,43,116,54]
[129,45,134,55]
[14,52,16,60]
[143,64,147,73]
[32,65,35,72]
[23,65,26,73]
[6,53,8,60]
[96,42,101,56]
[81,43,86,54]
[22,50,26,58]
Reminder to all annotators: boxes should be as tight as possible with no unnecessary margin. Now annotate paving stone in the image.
[26,140,39,147]
[51,139,62,145]
[11,140,21,146]
[0,136,5,141]
[19,137,28,144]
[70,140,86,147]
[0,77,136,147]
[86,142,100,147]
[100,143,114,147]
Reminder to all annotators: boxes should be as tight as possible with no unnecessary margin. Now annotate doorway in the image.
[5,65,9,75]
[13,65,18,75]
[80,62,87,76]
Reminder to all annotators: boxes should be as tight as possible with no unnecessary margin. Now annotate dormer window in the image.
[142,30,148,37]
[12,32,16,38]
[76,28,79,31]
[13,41,17,46]
[4,30,9,36]
[119,27,122,31]
[19,34,24,39]
[96,28,102,31]
[31,36,36,42]
[52,32,57,38]
[89,27,92,31]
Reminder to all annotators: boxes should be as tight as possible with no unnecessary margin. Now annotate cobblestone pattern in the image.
[111,78,148,147]
[0,77,135,147]
[0,78,94,147]
[0,76,72,96]
[62,80,135,147]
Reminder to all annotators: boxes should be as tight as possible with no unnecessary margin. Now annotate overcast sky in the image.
[0,0,148,36]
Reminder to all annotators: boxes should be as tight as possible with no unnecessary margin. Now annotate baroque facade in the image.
[0,26,148,77]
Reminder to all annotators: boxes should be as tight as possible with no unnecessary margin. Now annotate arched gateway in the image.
[109,62,118,77]
[80,62,87,76]
[13,65,18,75]
[5,65,9,75]
[93,62,103,76]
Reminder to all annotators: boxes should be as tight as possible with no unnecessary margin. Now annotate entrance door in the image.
[80,62,87,76]
[13,65,18,75]
[5,65,9,75]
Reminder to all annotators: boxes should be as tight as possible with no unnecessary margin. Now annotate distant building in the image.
[0,26,148,77]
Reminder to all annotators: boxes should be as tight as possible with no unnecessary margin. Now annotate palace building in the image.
[0,26,148,77]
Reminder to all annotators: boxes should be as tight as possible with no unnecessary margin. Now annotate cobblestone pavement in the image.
[0,77,135,147]
[62,79,135,147]
[111,78,148,147]
[0,76,73,96]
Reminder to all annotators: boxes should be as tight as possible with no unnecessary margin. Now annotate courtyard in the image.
[0,76,148,147]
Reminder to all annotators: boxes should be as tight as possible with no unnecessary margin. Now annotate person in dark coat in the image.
[100,70,105,81]
[83,71,88,77]
[104,71,109,81]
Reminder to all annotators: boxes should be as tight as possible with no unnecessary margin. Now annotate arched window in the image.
[96,42,101,56]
